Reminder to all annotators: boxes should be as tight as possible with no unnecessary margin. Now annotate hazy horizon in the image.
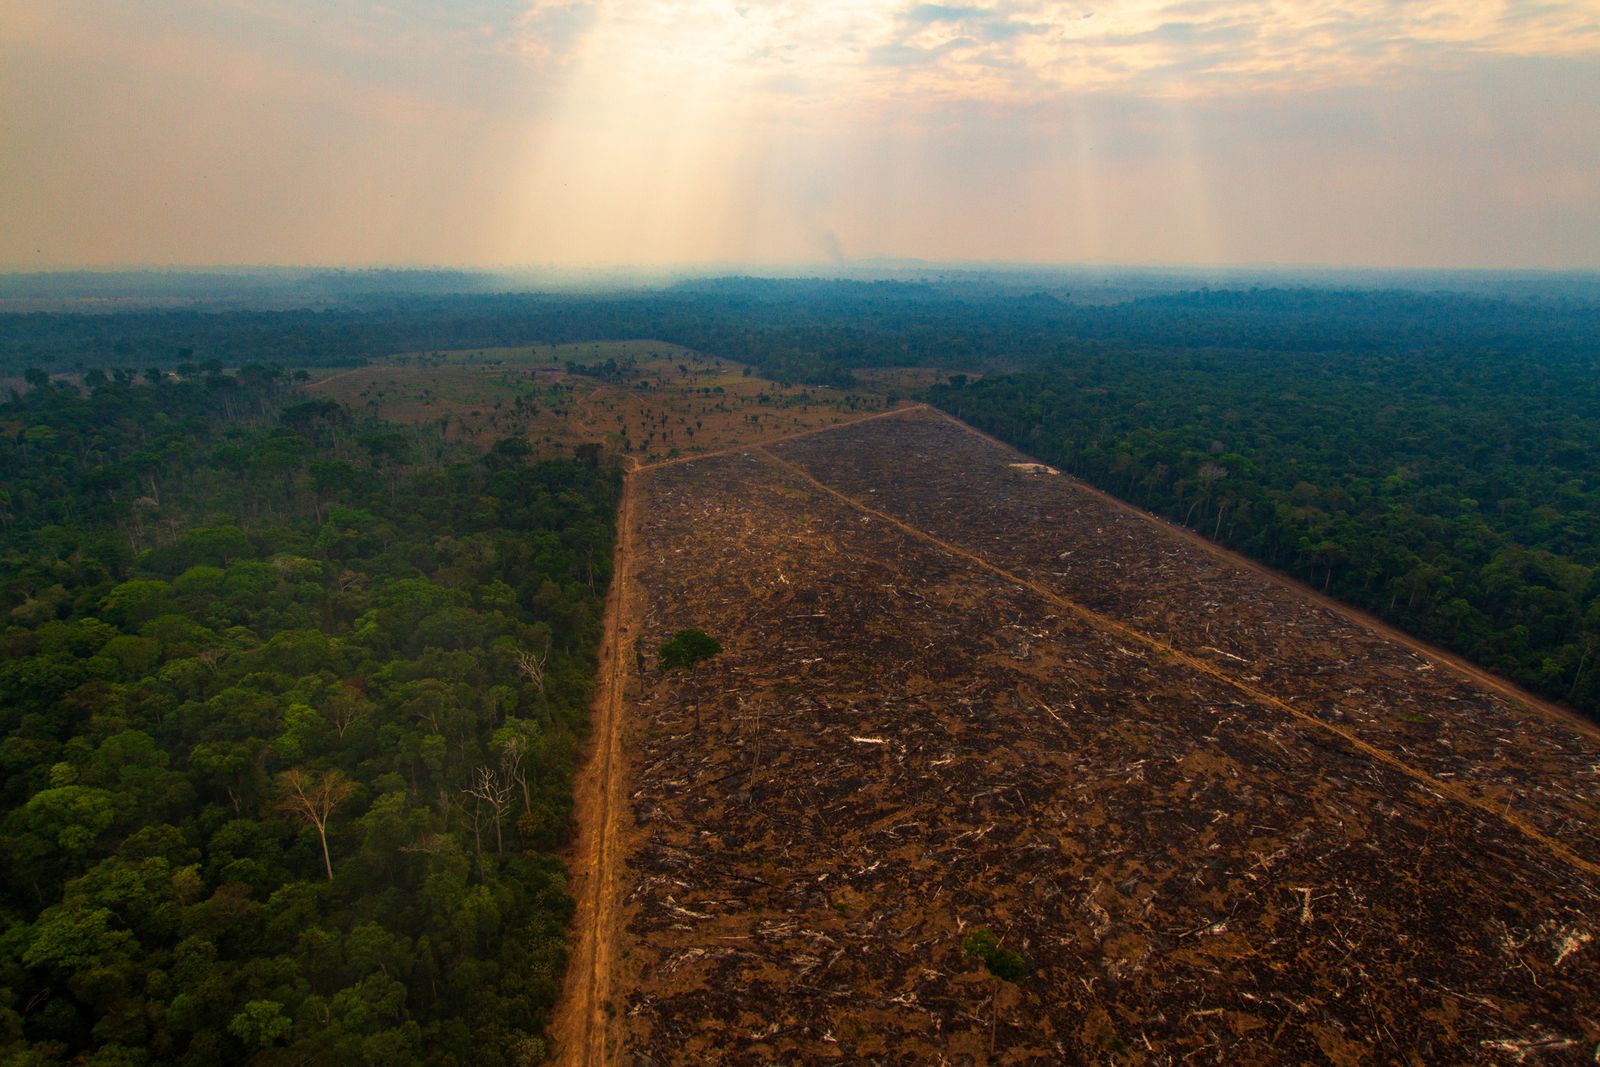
[8,259,1600,275]
[4,1,1599,271]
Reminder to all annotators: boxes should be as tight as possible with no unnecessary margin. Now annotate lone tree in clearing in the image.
[963,927,1027,982]
[275,768,356,881]
[963,927,1028,1055]
[658,629,721,671]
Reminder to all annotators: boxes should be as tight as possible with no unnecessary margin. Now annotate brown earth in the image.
[546,395,925,1065]
[304,341,890,459]
[774,411,1600,872]
[587,407,1600,1065]
[550,464,639,1065]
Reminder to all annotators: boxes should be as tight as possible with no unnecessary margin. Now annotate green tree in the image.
[658,629,721,671]
[963,927,1027,1057]
[227,999,291,1049]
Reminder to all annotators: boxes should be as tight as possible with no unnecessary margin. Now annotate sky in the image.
[2,0,1598,270]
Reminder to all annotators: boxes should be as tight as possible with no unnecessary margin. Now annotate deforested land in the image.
[595,407,1600,1064]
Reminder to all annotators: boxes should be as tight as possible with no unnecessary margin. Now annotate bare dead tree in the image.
[436,787,453,831]
[323,691,368,738]
[463,764,515,856]
[500,731,536,815]
[460,794,484,879]
[413,700,444,734]
[1184,461,1228,529]
[275,768,356,881]
[1572,631,1599,701]
[515,646,549,692]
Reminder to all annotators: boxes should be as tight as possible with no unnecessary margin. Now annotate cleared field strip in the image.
[610,427,1600,1063]
[772,409,1600,871]
[633,403,928,474]
[757,443,1600,881]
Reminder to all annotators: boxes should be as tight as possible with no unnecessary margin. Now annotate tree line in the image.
[6,280,1595,389]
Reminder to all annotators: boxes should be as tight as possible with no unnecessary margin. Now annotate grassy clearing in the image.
[305,340,898,461]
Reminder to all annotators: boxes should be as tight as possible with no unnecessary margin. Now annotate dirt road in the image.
[550,471,638,1066]
[634,403,928,473]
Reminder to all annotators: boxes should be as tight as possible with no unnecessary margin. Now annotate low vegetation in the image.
[300,341,889,463]
[656,630,721,671]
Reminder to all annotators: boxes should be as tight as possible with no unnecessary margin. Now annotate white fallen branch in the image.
[1553,928,1591,968]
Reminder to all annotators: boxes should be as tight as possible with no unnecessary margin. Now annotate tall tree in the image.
[275,767,356,881]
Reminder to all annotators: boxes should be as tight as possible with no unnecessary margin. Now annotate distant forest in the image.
[2,276,1598,714]
[0,371,617,1062]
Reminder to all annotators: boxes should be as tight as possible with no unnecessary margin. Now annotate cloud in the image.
[902,3,1044,40]
[3,0,1597,268]
[847,0,1600,104]
[509,0,600,65]
[13,1,1599,123]
[1104,20,1257,47]
[905,4,986,23]
[867,37,974,69]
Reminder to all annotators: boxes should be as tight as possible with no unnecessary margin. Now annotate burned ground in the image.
[611,410,1600,1065]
